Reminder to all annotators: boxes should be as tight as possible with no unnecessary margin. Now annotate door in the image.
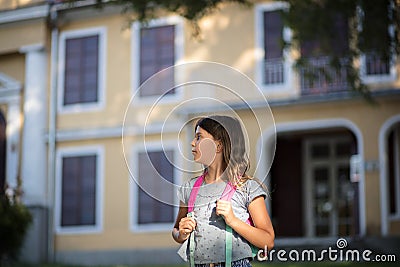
[0,111,6,196]
[304,137,356,237]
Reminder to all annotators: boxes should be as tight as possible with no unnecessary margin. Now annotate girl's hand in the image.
[216,200,236,226]
[178,217,196,240]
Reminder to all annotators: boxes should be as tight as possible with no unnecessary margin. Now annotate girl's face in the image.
[191,126,219,166]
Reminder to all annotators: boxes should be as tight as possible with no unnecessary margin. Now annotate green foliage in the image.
[62,0,252,35]
[64,0,251,25]
[0,196,32,265]
[280,0,400,99]
[112,0,250,21]
[282,0,356,57]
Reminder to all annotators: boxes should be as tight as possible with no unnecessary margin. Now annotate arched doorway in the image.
[0,110,6,196]
[265,120,364,240]
[387,123,400,220]
[380,116,400,235]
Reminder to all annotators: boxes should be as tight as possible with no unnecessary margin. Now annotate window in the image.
[255,2,293,93]
[299,13,350,95]
[131,143,179,232]
[300,14,349,58]
[64,36,98,105]
[140,25,175,97]
[263,10,284,85]
[132,17,183,101]
[56,146,104,233]
[58,27,106,112]
[137,150,174,224]
[359,2,395,83]
[361,55,395,84]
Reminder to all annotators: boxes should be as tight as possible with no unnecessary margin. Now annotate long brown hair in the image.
[195,115,251,187]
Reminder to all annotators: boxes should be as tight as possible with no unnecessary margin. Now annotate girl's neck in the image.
[204,163,225,184]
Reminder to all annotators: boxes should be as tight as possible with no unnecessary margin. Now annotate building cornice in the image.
[180,88,400,115]
[0,3,49,24]
[46,121,183,142]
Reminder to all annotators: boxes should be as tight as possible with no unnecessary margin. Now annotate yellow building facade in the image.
[0,0,399,264]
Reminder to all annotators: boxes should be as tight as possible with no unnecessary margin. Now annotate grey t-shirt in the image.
[177,177,266,264]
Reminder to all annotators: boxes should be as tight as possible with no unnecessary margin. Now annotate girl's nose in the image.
[191,138,195,147]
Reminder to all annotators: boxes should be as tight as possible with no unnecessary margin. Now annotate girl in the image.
[172,115,274,267]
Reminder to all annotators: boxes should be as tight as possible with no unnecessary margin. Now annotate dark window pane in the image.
[365,53,390,75]
[314,167,330,237]
[139,25,175,97]
[314,168,329,199]
[311,143,330,159]
[64,35,99,105]
[137,150,174,224]
[263,10,284,85]
[335,141,352,157]
[337,166,353,236]
[61,155,97,226]
[361,1,391,75]
[264,10,283,59]
[331,14,349,55]
[301,14,348,57]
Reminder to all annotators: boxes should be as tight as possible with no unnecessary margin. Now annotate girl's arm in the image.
[216,196,275,249]
[172,202,197,244]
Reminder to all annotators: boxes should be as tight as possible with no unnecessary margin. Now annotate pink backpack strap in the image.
[220,182,253,225]
[188,174,205,212]
[188,174,237,212]
[221,182,254,226]
[220,182,236,201]
[246,216,254,226]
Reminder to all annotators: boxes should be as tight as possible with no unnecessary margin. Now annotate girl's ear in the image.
[216,141,223,153]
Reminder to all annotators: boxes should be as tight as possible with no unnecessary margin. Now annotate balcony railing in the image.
[364,52,390,76]
[299,56,349,95]
[263,54,392,95]
[264,58,285,85]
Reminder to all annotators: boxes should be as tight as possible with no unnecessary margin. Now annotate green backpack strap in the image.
[225,225,233,266]
[251,244,259,258]
[225,220,258,266]
[221,183,236,266]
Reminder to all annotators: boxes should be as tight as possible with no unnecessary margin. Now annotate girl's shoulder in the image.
[240,177,265,191]
[178,176,202,204]
[186,176,201,187]
[238,177,268,204]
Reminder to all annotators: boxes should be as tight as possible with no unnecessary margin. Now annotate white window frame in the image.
[55,145,104,234]
[255,2,294,94]
[130,141,181,232]
[358,6,397,84]
[131,16,184,105]
[58,27,107,114]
